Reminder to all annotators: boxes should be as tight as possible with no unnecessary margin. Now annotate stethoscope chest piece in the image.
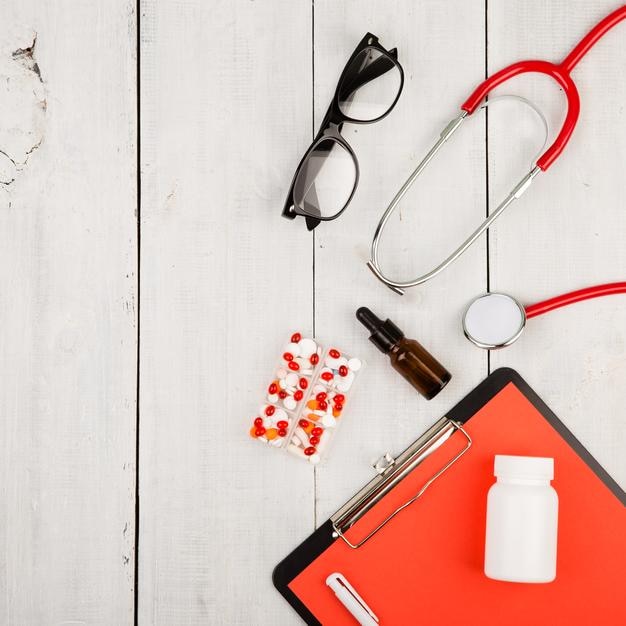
[463,293,527,349]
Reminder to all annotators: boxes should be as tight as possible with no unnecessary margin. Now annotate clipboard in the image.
[273,368,626,625]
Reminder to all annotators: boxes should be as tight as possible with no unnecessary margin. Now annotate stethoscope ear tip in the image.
[463,293,527,350]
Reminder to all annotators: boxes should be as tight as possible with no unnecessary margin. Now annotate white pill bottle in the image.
[484,455,558,583]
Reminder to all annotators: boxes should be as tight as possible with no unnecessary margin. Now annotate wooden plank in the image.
[312,0,488,522]
[138,1,314,623]
[488,0,626,487]
[0,2,137,623]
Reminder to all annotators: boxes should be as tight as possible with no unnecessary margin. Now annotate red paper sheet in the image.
[288,383,626,625]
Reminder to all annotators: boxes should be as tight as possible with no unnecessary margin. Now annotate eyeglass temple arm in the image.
[340,52,398,102]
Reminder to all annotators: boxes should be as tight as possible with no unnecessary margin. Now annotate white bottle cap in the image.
[494,455,554,481]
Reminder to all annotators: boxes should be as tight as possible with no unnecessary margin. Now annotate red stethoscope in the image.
[463,283,626,349]
[368,5,626,295]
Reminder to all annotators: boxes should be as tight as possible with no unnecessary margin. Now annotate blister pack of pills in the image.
[248,331,363,464]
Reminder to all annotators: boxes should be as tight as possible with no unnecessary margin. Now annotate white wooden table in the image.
[1,1,625,623]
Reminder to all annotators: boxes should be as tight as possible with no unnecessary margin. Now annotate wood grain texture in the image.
[3,1,622,623]
[140,1,626,624]
[487,0,626,488]
[312,0,488,522]
[0,1,137,624]
[138,1,314,624]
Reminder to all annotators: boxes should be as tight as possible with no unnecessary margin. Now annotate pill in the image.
[265,405,275,416]
[288,444,306,458]
[309,353,319,365]
[299,378,308,389]
[296,427,309,443]
[313,410,325,417]
[255,426,266,437]
[316,432,329,453]
[290,435,301,447]
[249,426,257,438]
[336,372,354,391]
[306,400,318,410]
[270,438,283,447]
[338,365,348,377]
[288,361,300,371]
[309,436,320,446]
[311,427,323,437]
[348,357,362,371]
[266,428,278,440]
[254,417,263,427]
[278,379,288,390]
[321,370,334,382]
[316,392,327,401]
[267,393,279,403]
[299,368,314,376]
[293,390,303,401]
[298,338,317,358]
[304,446,316,456]
[290,332,302,343]
[324,355,341,369]
[329,348,340,358]
[284,396,297,410]
[321,414,337,428]
[286,342,301,357]
[308,453,321,464]
[298,419,309,428]
[283,352,294,362]
[277,419,288,429]
[275,408,288,420]
[286,372,299,387]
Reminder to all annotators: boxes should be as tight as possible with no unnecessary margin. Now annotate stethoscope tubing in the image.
[525,282,626,319]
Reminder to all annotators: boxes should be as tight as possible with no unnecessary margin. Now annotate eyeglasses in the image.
[282,33,404,231]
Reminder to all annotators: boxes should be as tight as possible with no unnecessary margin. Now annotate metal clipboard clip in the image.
[331,417,472,549]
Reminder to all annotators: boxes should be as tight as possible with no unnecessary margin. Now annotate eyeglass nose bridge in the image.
[367,107,542,295]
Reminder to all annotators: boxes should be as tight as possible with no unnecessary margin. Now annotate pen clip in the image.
[334,574,379,624]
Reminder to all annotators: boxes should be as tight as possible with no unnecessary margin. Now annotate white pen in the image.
[326,572,379,626]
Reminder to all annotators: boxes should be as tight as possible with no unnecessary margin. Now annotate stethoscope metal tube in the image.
[367,104,542,295]
[367,5,626,295]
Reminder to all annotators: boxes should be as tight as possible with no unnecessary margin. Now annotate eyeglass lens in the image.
[293,138,357,219]
[338,48,402,121]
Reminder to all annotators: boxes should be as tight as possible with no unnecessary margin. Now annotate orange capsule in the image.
[333,409,341,418]
[306,399,318,410]
[266,428,278,440]
[304,422,315,434]
[249,426,257,438]
[307,413,320,422]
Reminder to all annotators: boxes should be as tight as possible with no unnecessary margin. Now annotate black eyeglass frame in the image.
[282,33,404,230]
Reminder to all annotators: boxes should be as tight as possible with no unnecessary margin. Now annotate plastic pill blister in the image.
[248,331,363,464]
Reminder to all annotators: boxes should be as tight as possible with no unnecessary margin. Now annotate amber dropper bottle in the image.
[356,307,451,400]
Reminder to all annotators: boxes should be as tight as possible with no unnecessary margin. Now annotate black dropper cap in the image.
[356,307,404,354]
